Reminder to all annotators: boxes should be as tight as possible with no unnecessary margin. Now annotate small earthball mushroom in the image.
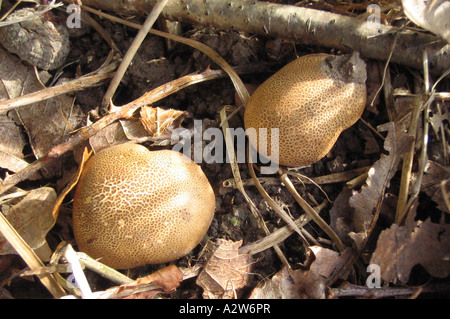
[72,143,215,269]
[244,52,367,167]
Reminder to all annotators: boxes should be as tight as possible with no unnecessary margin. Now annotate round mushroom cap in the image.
[72,143,215,269]
[244,52,367,167]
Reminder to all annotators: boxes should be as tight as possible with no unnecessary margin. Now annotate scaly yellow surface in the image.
[72,144,215,269]
[244,52,367,167]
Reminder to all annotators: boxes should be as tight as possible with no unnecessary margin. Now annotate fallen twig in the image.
[0,211,66,298]
[0,64,116,113]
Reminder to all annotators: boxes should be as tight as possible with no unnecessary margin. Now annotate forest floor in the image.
[0,0,449,299]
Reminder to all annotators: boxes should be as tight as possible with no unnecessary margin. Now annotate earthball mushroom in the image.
[72,143,215,269]
[244,52,367,167]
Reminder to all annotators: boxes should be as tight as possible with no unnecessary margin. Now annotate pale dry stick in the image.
[101,0,169,108]
[246,147,317,248]
[63,244,93,299]
[331,283,427,299]
[278,170,346,252]
[286,171,331,203]
[223,166,371,188]
[219,107,291,269]
[0,66,116,113]
[77,252,135,285]
[239,200,328,256]
[394,91,450,100]
[50,241,134,286]
[395,95,423,224]
[347,171,369,189]
[0,213,66,298]
[0,187,29,204]
[399,68,450,223]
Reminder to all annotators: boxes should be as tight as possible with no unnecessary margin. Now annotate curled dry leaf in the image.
[249,246,352,299]
[140,106,189,137]
[110,264,183,299]
[196,239,252,299]
[89,106,188,152]
[348,122,414,248]
[0,187,56,255]
[248,266,300,299]
[370,218,450,284]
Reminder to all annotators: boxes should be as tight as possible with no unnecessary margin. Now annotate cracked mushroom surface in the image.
[244,52,367,167]
[72,143,215,269]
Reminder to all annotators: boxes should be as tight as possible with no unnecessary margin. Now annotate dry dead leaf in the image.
[0,187,56,255]
[15,94,84,175]
[248,266,300,299]
[295,246,352,299]
[113,264,183,299]
[120,118,151,141]
[0,47,35,102]
[52,148,92,221]
[88,121,130,153]
[0,114,27,159]
[370,218,450,284]
[249,246,351,299]
[1,45,84,179]
[0,48,32,176]
[348,122,414,248]
[134,264,183,291]
[330,187,399,248]
[196,239,252,299]
[140,106,188,137]
[412,160,450,213]
[119,118,171,146]
[329,186,354,246]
